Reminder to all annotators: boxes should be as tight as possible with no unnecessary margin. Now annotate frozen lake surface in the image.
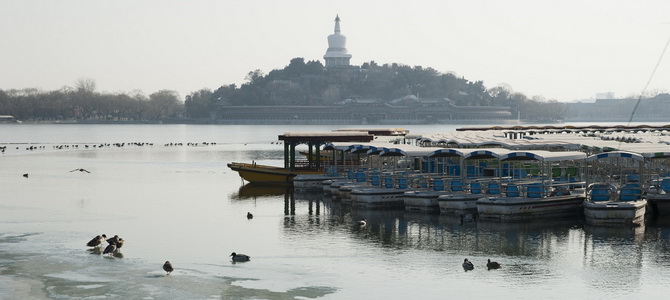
[2,124,670,299]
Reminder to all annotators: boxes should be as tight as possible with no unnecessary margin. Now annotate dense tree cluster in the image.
[185,57,566,122]
[0,79,183,122]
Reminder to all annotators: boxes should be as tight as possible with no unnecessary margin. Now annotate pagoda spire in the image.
[334,14,341,34]
[323,14,352,68]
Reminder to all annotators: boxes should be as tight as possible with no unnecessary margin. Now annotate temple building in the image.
[323,15,352,68]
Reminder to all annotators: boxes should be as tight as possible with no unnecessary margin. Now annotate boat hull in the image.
[293,174,341,191]
[404,190,450,213]
[351,187,406,208]
[583,199,647,226]
[227,162,322,184]
[477,194,585,221]
[646,193,670,216]
[438,192,486,215]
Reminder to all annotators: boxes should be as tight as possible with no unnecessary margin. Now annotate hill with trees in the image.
[1,58,567,123]
[186,58,566,122]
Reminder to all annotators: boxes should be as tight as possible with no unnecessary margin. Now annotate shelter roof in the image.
[279,131,373,143]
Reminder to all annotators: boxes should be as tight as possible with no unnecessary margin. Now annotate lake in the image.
[1,123,670,299]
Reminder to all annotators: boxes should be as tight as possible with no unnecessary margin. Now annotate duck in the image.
[163,261,174,275]
[116,238,124,249]
[86,234,107,247]
[103,243,116,256]
[106,235,120,246]
[358,218,367,226]
[247,212,253,219]
[230,252,251,262]
[487,259,501,270]
[462,258,474,270]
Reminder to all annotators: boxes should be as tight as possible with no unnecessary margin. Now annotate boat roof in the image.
[321,141,402,152]
[333,128,409,136]
[375,145,444,157]
[462,148,513,160]
[586,151,645,162]
[499,150,587,162]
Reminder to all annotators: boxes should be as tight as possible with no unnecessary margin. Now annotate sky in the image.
[1,0,669,102]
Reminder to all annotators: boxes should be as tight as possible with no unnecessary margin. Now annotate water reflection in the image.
[231,183,290,200]
[276,190,586,255]
[235,186,670,293]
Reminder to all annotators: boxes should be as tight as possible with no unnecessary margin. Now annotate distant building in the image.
[564,94,670,121]
[595,92,615,100]
[323,15,352,68]
[0,115,17,123]
[214,96,513,125]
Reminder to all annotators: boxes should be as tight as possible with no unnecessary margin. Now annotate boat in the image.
[583,151,647,226]
[227,162,323,184]
[646,177,670,216]
[228,131,374,184]
[435,148,509,215]
[439,180,501,215]
[346,145,444,209]
[293,174,343,192]
[635,148,670,217]
[476,150,587,221]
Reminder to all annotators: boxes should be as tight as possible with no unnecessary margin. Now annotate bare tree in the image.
[75,78,97,94]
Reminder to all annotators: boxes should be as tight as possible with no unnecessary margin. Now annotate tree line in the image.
[0,79,183,122]
[1,58,568,122]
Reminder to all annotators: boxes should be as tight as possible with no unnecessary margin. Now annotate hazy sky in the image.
[1,0,669,102]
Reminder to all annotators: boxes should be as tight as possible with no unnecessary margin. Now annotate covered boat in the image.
[476,150,587,221]
[583,151,647,226]
[228,131,374,184]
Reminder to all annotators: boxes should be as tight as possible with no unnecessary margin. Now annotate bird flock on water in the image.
[81,181,499,275]
[86,234,124,257]
[84,212,256,275]
[462,258,501,271]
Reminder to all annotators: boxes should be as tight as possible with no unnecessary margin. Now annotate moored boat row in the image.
[229,125,670,226]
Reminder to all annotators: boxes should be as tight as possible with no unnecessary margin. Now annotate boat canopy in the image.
[499,150,587,162]
[427,148,468,158]
[321,142,357,151]
[585,151,645,162]
[333,128,409,136]
[322,141,392,152]
[376,145,445,157]
[462,148,512,160]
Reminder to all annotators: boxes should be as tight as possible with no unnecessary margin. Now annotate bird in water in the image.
[103,243,116,256]
[247,212,253,219]
[163,261,174,275]
[230,252,251,262]
[462,258,474,270]
[70,168,91,173]
[23,173,29,178]
[358,218,367,226]
[86,234,107,247]
[487,259,501,270]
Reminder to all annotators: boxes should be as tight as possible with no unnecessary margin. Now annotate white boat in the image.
[477,150,587,221]
[347,144,444,209]
[351,174,410,208]
[439,180,501,215]
[583,151,647,226]
[646,177,670,216]
[435,148,510,215]
[293,174,342,192]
